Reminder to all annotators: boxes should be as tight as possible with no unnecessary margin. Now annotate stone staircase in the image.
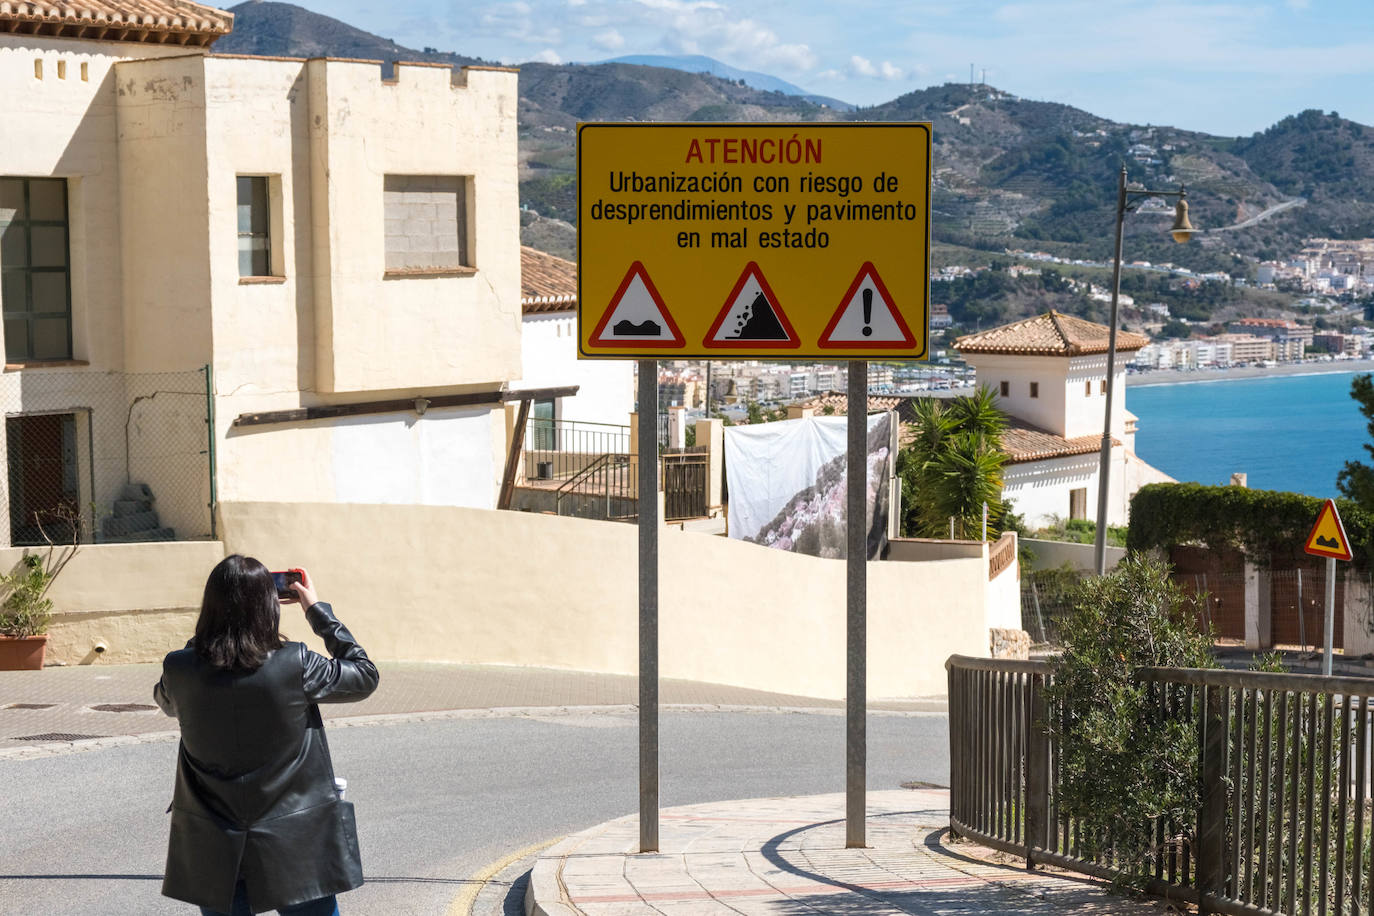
[101,482,176,542]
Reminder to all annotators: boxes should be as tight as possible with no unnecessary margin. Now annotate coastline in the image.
[1126,359,1374,388]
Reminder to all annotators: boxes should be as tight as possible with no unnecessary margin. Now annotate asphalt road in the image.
[0,708,949,915]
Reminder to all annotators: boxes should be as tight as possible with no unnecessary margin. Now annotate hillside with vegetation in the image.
[219,2,1374,314]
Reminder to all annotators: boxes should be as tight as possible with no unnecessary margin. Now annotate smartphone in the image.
[270,569,303,600]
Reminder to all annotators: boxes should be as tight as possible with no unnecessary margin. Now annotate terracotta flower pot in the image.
[0,634,47,670]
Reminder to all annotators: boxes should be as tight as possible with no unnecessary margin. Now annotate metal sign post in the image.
[638,359,659,852]
[846,361,867,848]
[1324,556,1336,676]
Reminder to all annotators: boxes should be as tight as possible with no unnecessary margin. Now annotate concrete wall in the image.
[15,540,226,664]
[514,310,634,427]
[215,501,991,699]
[305,60,521,394]
[1023,537,1125,572]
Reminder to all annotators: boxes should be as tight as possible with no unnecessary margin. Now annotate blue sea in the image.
[1129,370,1370,498]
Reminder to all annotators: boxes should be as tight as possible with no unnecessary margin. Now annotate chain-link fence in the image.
[0,367,212,546]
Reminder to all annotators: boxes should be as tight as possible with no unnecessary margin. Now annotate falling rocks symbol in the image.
[730,291,788,340]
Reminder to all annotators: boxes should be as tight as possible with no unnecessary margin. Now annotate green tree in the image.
[897,387,1010,539]
[1338,373,1374,508]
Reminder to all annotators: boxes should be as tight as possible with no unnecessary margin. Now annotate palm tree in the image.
[898,386,1010,539]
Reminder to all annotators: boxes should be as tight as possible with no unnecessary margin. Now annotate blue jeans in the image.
[199,879,339,916]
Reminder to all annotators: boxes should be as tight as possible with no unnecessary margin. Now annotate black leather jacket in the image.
[154,602,379,913]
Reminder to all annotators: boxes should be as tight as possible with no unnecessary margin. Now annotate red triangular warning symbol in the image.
[702,262,800,350]
[588,262,685,348]
[818,262,916,349]
[1305,499,1353,561]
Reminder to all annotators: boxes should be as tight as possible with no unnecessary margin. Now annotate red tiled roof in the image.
[521,246,577,314]
[1003,418,1116,464]
[0,0,233,45]
[954,310,1149,356]
[797,392,906,416]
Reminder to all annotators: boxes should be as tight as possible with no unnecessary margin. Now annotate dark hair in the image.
[194,554,284,670]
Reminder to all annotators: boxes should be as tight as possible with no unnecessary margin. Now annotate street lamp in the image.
[1093,165,1197,575]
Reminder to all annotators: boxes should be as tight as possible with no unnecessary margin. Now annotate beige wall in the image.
[305,61,521,394]
[8,540,226,664]
[216,501,990,699]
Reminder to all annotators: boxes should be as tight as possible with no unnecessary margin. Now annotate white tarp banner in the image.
[725,412,893,559]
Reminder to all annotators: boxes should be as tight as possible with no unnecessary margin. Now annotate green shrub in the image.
[1128,482,1372,568]
[1044,554,1215,877]
[0,555,55,639]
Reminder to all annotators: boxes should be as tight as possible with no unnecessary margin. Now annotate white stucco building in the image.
[955,311,1172,529]
[1,0,534,545]
[513,246,633,429]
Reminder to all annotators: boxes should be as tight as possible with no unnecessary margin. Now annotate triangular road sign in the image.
[703,262,800,349]
[1305,499,1353,561]
[588,261,685,348]
[818,262,917,349]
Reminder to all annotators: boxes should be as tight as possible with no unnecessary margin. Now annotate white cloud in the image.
[480,1,561,45]
[594,28,625,50]
[849,55,877,77]
[880,60,903,80]
[816,68,841,80]
[649,3,816,72]
[533,47,562,63]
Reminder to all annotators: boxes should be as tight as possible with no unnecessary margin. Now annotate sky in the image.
[283,0,1374,136]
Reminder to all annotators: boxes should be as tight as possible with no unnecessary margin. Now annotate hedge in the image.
[1127,482,1373,568]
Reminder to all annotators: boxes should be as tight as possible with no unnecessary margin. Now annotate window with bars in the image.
[0,178,72,361]
[237,176,272,277]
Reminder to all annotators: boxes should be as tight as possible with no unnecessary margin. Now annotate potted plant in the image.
[0,507,81,670]
[0,555,56,670]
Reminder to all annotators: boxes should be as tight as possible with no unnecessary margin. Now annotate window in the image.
[999,380,1009,397]
[1100,380,1107,395]
[1029,381,1039,398]
[0,178,72,361]
[1085,381,1092,396]
[237,176,271,277]
[384,175,470,274]
[1069,487,1087,521]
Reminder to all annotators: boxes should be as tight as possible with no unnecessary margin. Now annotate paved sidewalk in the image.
[0,662,946,752]
[528,790,1177,915]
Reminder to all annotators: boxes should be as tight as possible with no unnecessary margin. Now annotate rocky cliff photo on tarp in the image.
[724,413,892,559]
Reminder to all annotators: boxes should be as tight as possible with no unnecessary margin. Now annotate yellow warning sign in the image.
[576,122,931,359]
[1304,499,1353,561]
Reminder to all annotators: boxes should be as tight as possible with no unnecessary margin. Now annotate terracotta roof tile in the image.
[954,310,1149,356]
[1003,418,1116,463]
[798,392,908,417]
[0,0,232,45]
[521,246,577,314]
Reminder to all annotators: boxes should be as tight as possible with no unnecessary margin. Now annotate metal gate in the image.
[1168,544,1246,641]
[662,450,707,521]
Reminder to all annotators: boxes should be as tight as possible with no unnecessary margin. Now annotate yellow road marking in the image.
[446,836,564,916]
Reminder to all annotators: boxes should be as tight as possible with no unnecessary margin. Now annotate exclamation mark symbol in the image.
[861,288,873,337]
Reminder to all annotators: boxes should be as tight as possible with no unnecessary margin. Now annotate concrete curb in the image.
[524,820,621,916]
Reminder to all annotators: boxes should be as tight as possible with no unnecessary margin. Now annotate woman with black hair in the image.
[154,555,379,916]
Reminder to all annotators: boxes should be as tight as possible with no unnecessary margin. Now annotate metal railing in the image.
[947,654,1374,916]
[523,418,630,484]
[554,452,635,521]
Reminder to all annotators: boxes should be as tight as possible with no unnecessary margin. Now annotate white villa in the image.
[955,311,1172,529]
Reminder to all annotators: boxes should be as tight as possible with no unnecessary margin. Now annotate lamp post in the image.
[1093,165,1196,575]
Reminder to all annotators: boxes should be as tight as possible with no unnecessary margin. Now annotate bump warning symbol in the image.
[1305,499,1353,561]
[703,262,799,349]
[587,262,685,348]
[817,262,916,349]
